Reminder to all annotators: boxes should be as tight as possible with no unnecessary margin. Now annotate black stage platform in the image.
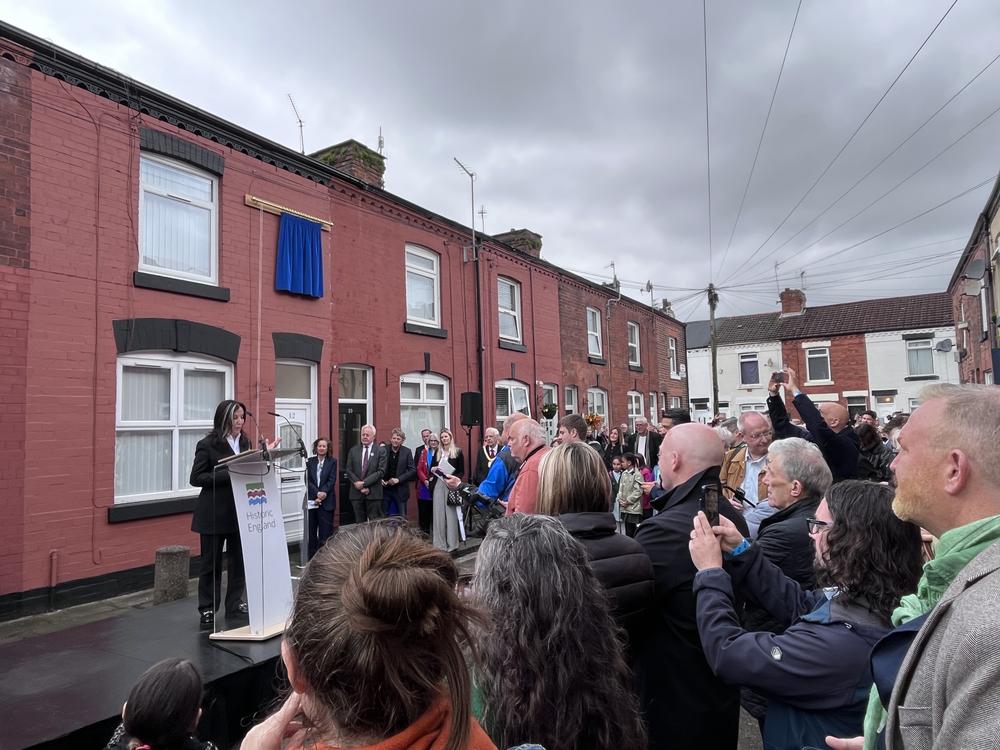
[0,597,284,750]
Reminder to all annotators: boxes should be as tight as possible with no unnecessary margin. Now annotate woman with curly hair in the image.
[472,514,646,750]
[687,480,924,750]
[241,520,495,750]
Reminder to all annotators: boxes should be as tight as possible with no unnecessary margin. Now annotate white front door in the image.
[874,395,896,422]
[274,403,312,543]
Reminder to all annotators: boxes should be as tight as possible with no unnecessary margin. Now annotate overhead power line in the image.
[732,48,1000,277]
[717,0,803,280]
[720,0,960,286]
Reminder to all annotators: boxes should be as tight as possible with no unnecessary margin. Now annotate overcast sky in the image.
[5,0,1000,320]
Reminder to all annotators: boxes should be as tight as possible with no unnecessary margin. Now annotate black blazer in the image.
[626,430,662,468]
[472,445,498,485]
[384,444,417,485]
[306,455,337,511]
[633,466,749,750]
[345,442,386,500]
[190,432,250,536]
[435,448,464,480]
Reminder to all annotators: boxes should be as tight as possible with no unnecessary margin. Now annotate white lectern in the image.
[211,447,298,641]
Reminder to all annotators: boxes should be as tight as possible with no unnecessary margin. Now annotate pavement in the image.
[0,537,761,749]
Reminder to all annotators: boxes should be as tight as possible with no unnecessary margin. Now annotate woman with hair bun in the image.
[241,520,496,750]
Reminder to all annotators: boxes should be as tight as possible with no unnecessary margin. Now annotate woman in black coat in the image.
[305,436,337,560]
[535,441,654,650]
[190,400,276,625]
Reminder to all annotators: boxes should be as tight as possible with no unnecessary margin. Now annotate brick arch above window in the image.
[112,318,240,364]
[273,332,323,363]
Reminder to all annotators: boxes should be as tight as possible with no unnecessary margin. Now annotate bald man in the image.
[766,366,860,483]
[633,423,749,750]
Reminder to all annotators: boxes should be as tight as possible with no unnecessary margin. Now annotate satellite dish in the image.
[934,338,953,352]
[963,259,987,280]
[963,279,982,297]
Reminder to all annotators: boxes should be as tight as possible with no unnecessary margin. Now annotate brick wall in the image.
[780,333,869,415]
[950,240,994,384]
[0,54,30,594]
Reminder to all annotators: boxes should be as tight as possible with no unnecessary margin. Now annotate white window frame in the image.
[669,337,679,377]
[495,379,531,422]
[908,397,921,411]
[404,244,441,328]
[805,347,832,383]
[541,383,558,411]
[626,391,644,432]
[739,352,760,386]
[586,307,603,357]
[138,153,219,285]
[587,387,608,423]
[400,372,450,445]
[627,321,641,366]
[115,352,232,503]
[497,277,522,343]
[906,339,935,377]
[564,385,578,414]
[671,396,682,409]
[649,392,658,422]
[980,281,990,338]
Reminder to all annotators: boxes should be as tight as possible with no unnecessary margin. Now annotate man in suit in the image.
[382,427,416,518]
[626,416,662,469]
[634,422,749,750]
[828,384,1000,750]
[345,424,386,523]
[473,427,501,485]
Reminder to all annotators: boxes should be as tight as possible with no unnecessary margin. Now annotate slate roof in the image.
[686,292,953,348]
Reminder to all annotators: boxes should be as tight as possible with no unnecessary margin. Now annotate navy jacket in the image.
[694,544,891,750]
[768,392,860,483]
[633,466,749,750]
[306,455,337,511]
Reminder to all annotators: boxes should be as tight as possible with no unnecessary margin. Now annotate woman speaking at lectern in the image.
[190,399,278,626]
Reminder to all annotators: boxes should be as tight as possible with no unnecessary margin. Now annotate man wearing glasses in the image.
[721,411,774,538]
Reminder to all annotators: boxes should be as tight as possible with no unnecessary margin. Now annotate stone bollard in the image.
[153,545,191,604]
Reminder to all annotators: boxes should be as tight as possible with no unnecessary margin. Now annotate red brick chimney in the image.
[311,139,386,188]
[779,288,806,316]
[495,228,542,259]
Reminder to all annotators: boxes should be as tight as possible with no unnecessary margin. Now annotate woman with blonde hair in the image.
[432,428,465,552]
[241,521,495,750]
[537,442,653,645]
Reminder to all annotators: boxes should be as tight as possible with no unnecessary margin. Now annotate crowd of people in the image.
[123,377,1000,749]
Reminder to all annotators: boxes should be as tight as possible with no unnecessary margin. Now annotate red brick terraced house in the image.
[0,23,685,617]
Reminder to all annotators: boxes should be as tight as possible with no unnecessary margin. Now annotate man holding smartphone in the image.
[767,367,860,483]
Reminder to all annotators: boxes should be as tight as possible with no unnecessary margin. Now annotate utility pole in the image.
[708,283,720,415]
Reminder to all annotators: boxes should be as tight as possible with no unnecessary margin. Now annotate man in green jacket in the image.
[828,383,1000,750]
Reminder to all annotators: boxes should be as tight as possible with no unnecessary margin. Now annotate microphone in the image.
[268,411,307,459]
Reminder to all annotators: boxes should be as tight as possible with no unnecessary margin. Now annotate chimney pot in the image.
[778,288,806,316]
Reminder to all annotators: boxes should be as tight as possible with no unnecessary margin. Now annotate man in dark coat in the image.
[345,424,386,522]
[768,367,860,483]
[626,416,662,470]
[382,427,416,518]
[634,422,749,750]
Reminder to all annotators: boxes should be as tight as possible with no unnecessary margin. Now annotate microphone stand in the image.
[244,409,270,469]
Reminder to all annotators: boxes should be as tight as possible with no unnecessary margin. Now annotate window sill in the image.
[498,340,527,353]
[628,364,643,372]
[588,355,607,365]
[670,374,682,380]
[403,322,448,339]
[804,380,834,386]
[134,272,230,302]
[904,374,939,382]
[107,495,198,523]
[739,384,761,390]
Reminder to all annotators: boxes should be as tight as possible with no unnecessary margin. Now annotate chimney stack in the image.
[495,228,542,259]
[311,139,386,188]
[779,288,806,316]
[660,299,675,318]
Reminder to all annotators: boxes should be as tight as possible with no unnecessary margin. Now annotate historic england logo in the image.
[247,482,269,506]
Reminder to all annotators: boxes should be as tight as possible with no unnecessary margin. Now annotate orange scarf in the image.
[292,698,496,750]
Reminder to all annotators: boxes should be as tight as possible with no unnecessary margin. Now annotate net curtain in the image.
[276,212,324,298]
